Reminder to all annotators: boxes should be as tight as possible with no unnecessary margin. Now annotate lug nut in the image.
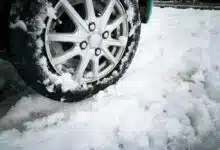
[89,22,96,31]
[80,41,88,50]
[95,48,102,56]
[102,31,109,39]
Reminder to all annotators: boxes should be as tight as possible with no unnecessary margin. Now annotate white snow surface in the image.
[9,20,27,32]
[1,7,220,150]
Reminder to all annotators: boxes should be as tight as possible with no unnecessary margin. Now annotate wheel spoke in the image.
[52,47,80,65]
[106,15,125,32]
[60,0,89,32]
[103,37,127,47]
[92,57,99,79]
[102,47,117,65]
[85,0,95,21]
[75,51,93,81]
[101,0,116,31]
[48,33,84,43]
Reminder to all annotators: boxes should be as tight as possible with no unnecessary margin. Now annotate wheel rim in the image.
[45,0,128,83]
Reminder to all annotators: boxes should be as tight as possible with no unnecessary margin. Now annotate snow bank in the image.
[1,7,220,150]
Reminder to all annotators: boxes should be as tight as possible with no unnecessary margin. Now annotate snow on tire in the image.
[9,0,141,102]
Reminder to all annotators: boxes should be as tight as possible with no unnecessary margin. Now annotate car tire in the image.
[9,0,141,102]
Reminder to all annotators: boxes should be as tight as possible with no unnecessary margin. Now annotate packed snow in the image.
[9,20,27,32]
[1,7,220,150]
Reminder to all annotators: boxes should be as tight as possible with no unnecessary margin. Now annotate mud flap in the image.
[140,0,154,23]
[146,0,154,23]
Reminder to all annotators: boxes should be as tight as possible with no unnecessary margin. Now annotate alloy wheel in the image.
[45,0,129,83]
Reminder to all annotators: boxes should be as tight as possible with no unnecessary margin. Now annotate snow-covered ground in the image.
[1,7,220,150]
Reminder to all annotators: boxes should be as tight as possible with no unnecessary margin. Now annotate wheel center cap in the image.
[89,33,102,48]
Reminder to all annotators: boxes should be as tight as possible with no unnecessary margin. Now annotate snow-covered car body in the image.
[0,0,153,57]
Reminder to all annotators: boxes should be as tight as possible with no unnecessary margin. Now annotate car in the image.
[0,0,153,102]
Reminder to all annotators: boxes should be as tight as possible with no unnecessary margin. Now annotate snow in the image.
[1,7,220,150]
[9,20,27,32]
[47,6,57,20]
[54,73,79,93]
